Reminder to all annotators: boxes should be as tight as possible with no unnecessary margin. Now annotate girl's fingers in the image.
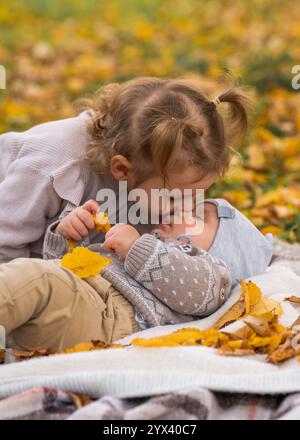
[82,200,99,215]
[70,216,89,238]
[76,208,95,230]
[64,220,82,241]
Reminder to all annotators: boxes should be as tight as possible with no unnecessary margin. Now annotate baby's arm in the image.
[124,234,231,316]
[104,225,232,317]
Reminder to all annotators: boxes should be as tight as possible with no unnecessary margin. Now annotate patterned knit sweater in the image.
[43,230,232,328]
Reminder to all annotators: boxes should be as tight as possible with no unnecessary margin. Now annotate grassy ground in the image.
[0,0,299,241]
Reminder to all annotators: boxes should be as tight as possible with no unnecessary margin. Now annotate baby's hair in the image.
[78,76,251,182]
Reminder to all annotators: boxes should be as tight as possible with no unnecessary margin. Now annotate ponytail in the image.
[214,87,252,144]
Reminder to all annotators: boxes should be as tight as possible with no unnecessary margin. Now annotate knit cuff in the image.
[125,234,158,277]
[43,220,69,259]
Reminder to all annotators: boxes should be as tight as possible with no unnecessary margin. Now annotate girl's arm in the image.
[124,233,232,316]
[0,161,63,263]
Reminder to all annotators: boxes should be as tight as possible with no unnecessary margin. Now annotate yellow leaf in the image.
[251,297,282,317]
[248,335,272,349]
[93,212,111,233]
[285,296,300,304]
[241,281,262,315]
[213,299,245,330]
[68,239,76,252]
[61,247,111,279]
[64,340,124,354]
[227,340,244,349]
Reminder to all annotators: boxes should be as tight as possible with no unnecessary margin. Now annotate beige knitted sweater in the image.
[0,111,111,262]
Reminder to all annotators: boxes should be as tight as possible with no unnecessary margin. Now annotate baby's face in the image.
[151,202,219,252]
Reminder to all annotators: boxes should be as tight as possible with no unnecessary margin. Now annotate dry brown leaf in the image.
[68,392,92,408]
[268,348,296,364]
[219,347,255,357]
[13,348,52,360]
[0,348,5,364]
[241,280,262,315]
[213,299,246,330]
[64,340,125,354]
[285,296,300,304]
[244,315,272,337]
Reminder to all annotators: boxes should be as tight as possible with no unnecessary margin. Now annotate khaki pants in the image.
[0,258,139,352]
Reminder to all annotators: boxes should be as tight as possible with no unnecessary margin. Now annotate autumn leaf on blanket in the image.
[61,247,111,278]
[284,296,300,304]
[64,340,125,354]
[13,348,52,360]
[132,328,204,347]
[68,392,92,409]
[243,315,272,337]
[0,348,5,364]
[241,280,261,315]
[268,333,299,364]
[214,281,282,330]
[213,298,246,330]
[132,327,229,348]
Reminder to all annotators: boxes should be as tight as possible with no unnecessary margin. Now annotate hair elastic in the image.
[211,97,221,106]
[229,145,243,162]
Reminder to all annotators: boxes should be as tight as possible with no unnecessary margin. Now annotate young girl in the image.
[0,76,249,262]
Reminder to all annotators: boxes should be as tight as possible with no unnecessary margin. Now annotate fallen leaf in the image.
[244,315,272,337]
[64,340,125,353]
[213,299,246,330]
[241,280,261,315]
[68,392,92,408]
[61,247,111,278]
[93,212,111,233]
[13,348,52,360]
[68,239,76,252]
[285,296,300,304]
[0,349,5,364]
[219,347,255,357]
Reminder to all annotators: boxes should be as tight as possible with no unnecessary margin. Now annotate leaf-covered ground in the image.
[0,0,299,241]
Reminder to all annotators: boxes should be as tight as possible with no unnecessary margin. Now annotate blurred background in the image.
[0,0,299,241]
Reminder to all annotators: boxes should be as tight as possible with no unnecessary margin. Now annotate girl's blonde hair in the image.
[78,76,251,181]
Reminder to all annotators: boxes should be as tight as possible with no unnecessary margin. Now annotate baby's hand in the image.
[103,224,140,260]
[55,200,99,241]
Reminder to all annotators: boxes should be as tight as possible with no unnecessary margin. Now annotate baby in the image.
[0,199,272,352]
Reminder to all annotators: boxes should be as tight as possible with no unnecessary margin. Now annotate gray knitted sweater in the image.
[43,228,232,328]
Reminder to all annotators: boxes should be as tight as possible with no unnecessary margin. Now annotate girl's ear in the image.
[110,155,134,181]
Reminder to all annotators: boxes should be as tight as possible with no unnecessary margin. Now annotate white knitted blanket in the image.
[0,239,300,399]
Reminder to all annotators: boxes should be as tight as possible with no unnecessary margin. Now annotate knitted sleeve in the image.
[0,162,61,263]
[43,203,91,260]
[124,234,232,316]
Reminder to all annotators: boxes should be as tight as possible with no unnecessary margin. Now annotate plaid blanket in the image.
[0,238,300,420]
[0,386,299,420]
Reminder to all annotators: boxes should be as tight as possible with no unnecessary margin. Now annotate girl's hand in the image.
[103,224,140,260]
[55,200,99,241]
